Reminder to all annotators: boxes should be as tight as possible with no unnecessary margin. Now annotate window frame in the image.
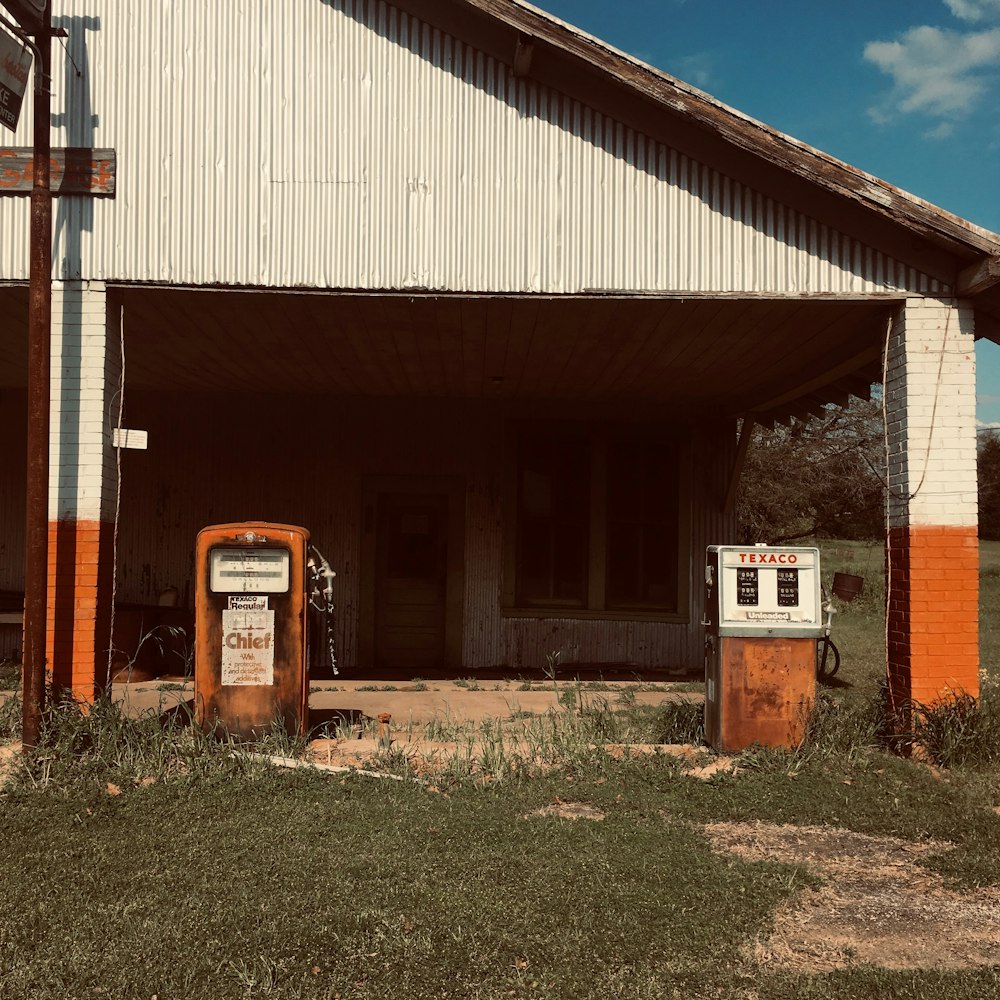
[502,422,691,623]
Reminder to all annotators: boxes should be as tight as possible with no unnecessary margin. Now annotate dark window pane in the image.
[641,522,677,606]
[517,518,551,599]
[384,505,442,578]
[515,433,588,606]
[553,520,587,600]
[606,437,679,610]
[607,521,641,605]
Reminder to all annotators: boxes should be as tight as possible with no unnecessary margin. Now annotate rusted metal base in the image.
[705,636,815,753]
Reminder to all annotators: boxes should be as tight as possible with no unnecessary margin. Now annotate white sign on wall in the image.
[221,608,276,685]
[0,28,31,133]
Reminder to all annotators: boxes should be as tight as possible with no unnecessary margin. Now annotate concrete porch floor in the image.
[111,677,704,727]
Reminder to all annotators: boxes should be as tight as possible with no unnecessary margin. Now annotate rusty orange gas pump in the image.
[703,545,821,752]
[194,522,312,738]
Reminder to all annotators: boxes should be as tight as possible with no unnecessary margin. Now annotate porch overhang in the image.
[0,284,892,425]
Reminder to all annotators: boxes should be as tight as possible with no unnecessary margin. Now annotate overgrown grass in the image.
[0,679,999,997]
[0,658,20,692]
[1,539,999,997]
[646,698,705,744]
[6,693,312,793]
[2,721,999,998]
[911,688,1000,770]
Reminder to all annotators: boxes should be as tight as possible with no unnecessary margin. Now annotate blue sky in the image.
[539,0,1000,423]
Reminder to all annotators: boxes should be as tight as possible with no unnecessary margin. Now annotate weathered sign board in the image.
[1,1,48,33]
[0,28,31,132]
[0,146,116,195]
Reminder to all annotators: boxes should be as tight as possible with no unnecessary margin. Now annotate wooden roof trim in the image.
[739,345,883,418]
[453,0,1000,260]
[958,256,1000,297]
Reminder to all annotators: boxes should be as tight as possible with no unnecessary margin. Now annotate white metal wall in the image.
[0,0,944,295]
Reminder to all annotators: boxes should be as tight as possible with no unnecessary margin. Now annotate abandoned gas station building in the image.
[2,0,999,708]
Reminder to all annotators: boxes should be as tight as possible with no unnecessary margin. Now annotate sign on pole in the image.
[0,147,117,195]
[0,2,47,34]
[0,27,31,133]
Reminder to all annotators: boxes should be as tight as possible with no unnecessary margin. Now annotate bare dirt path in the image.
[704,821,1000,972]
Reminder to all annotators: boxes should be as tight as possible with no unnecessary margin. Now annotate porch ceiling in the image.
[0,286,890,421]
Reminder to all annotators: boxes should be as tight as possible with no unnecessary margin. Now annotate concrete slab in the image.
[112,678,703,726]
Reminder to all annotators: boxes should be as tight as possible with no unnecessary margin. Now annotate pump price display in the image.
[777,569,799,607]
[210,547,290,594]
[736,568,759,606]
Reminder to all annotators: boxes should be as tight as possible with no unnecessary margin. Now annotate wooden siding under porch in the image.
[0,393,735,675]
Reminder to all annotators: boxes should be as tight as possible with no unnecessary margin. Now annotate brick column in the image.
[885,297,978,716]
[47,281,120,700]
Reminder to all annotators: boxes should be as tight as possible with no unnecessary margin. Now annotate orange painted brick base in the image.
[46,518,115,702]
[887,524,979,713]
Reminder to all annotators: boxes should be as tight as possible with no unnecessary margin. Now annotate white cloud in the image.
[945,0,1000,22]
[864,24,1000,124]
[924,120,956,139]
[674,51,716,90]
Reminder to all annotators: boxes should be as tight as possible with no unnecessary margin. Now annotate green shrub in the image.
[648,699,705,744]
[911,690,1000,769]
[803,688,887,759]
[0,691,21,740]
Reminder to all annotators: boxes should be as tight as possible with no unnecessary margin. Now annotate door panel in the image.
[374,493,447,669]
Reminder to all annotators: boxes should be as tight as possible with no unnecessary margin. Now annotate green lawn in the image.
[807,538,1000,707]
[1,760,999,1000]
[0,541,998,999]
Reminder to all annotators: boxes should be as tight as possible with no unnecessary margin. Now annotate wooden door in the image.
[374,493,448,670]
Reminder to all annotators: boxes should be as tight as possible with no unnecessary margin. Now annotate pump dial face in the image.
[209,547,290,593]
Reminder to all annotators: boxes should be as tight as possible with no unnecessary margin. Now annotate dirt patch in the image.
[605,742,701,762]
[0,741,22,787]
[306,737,708,778]
[684,756,739,780]
[526,800,606,822]
[703,820,1000,972]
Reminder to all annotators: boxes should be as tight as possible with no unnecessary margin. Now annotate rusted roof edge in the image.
[473,0,1000,258]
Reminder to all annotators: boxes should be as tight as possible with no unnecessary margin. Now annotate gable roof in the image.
[395,0,1000,326]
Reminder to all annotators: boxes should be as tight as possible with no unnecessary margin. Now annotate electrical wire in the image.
[105,304,125,686]
[881,315,894,718]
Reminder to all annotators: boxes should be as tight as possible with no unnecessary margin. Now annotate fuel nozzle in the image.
[307,545,337,607]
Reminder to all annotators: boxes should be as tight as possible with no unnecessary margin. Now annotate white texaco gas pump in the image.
[704,544,823,752]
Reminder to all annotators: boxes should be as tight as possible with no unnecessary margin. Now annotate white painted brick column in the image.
[47,280,120,697]
[884,297,978,714]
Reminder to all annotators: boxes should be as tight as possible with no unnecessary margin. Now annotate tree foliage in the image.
[978,431,1000,540]
[736,397,886,544]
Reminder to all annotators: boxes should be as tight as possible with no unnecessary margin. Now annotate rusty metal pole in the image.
[21,2,52,749]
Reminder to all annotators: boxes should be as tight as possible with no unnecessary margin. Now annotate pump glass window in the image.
[210,547,290,593]
[511,429,685,615]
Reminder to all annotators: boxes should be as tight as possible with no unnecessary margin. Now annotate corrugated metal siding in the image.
[106,393,730,671]
[0,0,942,295]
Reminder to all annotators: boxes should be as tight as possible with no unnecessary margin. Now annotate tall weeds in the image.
[911,688,1000,769]
[11,694,304,791]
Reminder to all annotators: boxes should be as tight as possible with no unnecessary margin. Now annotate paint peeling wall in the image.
[0,0,942,296]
